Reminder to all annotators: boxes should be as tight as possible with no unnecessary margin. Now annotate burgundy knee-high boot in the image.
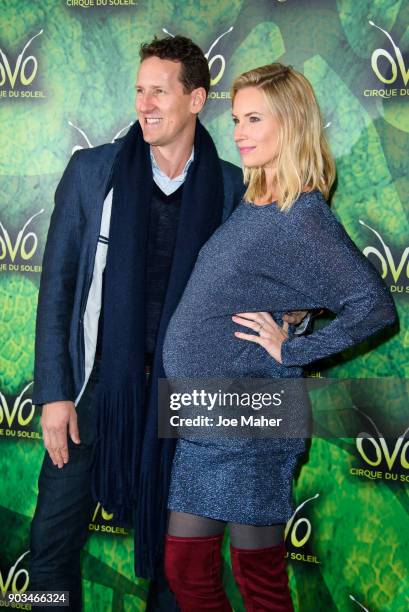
[230,541,294,611]
[164,533,232,611]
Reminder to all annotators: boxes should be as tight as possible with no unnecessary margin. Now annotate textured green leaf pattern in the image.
[336,0,402,59]
[0,275,36,394]
[1,1,407,611]
[294,438,409,611]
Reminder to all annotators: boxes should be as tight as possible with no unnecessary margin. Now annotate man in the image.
[29,35,307,611]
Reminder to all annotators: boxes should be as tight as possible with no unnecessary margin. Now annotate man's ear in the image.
[190,87,207,115]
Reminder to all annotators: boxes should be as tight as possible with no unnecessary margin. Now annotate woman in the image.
[161,63,396,611]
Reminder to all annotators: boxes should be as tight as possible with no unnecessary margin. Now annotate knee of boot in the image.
[164,534,224,590]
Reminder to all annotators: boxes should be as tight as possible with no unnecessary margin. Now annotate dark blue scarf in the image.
[92,119,225,578]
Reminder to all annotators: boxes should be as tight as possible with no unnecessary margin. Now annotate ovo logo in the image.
[89,501,128,535]
[69,121,133,155]
[284,493,319,548]
[354,407,409,471]
[0,551,29,596]
[0,30,43,89]
[369,20,409,86]
[0,383,34,428]
[359,219,409,284]
[0,210,44,263]
[162,27,234,87]
[204,27,234,87]
[92,502,113,522]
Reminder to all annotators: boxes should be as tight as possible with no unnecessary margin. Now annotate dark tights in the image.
[167,510,285,547]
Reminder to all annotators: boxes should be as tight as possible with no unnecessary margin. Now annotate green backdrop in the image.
[0,1,408,610]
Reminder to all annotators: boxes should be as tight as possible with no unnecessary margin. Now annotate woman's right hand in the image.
[232,311,289,363]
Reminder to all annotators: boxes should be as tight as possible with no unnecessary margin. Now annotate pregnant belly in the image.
[163,312,296,379]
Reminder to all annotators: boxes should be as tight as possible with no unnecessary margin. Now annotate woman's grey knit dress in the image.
[162,189,396,524]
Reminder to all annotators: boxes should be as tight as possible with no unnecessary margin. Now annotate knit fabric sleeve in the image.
[32,151,83,405]
[280,193,397,367]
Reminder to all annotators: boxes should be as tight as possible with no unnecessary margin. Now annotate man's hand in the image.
[41,401,80,468]
[282,310,309,325]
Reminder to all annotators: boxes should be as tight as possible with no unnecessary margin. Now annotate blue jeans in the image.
[29,360,179,611]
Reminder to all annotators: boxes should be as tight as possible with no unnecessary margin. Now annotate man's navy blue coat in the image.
[32,128,245,412]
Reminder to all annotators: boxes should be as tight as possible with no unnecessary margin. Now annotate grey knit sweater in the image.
[163,190,396,378]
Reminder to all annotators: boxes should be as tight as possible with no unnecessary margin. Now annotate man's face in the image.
[135,56,198,147]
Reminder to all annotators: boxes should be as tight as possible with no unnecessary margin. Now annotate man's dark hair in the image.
[139,35,211,96]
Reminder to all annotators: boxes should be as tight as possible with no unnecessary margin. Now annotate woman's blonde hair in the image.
[231,63,336,210]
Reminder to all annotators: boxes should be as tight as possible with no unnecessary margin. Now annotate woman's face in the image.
[232,86,280,168]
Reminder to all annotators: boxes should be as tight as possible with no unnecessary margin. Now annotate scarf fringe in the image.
[134,439,176,579]
[92,383,145,527]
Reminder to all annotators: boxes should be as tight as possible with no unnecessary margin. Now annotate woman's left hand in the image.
[232,312,289,364]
